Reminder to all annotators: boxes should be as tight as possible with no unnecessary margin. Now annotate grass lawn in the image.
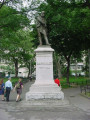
[60,76,89,88]
[86,92,90,97]
[81,92,90,98]
[3,77,19,86]
[2,76,89,88]
[2,77,30,87]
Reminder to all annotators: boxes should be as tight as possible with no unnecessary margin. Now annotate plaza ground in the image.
[0,81,90,120]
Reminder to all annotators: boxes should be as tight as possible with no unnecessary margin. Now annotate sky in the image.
[0,0,44,23]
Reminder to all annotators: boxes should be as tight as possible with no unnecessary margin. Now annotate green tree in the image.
[2,29,33,77]
[0,5,33,77]
[34,0,90,83]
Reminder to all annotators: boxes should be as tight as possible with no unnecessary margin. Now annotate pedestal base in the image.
[26,84,64,100]
[21,99,69,108]
[26,45,64,101]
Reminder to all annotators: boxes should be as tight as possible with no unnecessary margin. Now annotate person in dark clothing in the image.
[29,75,32,81]
[5,77,13,102]
[14,78,23,102]
[0,79,5,101]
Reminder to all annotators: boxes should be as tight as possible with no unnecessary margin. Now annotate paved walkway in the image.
[0,81,90,120]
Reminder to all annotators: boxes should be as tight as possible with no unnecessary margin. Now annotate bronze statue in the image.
[35,11,49,45]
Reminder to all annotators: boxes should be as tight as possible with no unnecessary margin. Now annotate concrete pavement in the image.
[0,81,90,120]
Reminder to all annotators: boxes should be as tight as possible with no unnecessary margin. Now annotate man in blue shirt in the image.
[5,77,13,102]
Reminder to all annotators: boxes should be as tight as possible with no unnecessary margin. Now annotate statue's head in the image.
[41,11,45,17]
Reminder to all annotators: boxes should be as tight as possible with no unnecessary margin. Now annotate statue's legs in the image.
[43,30,49,45]
[38,30,42,45]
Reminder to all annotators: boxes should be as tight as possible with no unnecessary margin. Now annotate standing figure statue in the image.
[35,11,50,45]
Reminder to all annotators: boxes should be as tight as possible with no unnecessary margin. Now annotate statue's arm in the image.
[37,17,46,25]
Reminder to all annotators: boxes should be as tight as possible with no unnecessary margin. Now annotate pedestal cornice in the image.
[34,45,54,52]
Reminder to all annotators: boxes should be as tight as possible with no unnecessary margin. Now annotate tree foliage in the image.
[0,5,34,77]
[34,0,90,83]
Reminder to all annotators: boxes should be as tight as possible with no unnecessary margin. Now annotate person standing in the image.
[0,79,5,101]
[14,78,23,102]
[29,75,32,81]
[54,77,60,86]
[5,77,13,102]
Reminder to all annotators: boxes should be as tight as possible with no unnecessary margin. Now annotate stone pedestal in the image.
[26,45,64,100]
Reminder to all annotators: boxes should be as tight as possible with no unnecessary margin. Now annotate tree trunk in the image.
[28,62,30,78]
[66,58,70,84]
[88,49,90,78]
[54,54,62,78]
[75,60,78,77]
[63,51,72,84]
[28,60,32,78]
[14,59,18,78]
[57,56,62,79]
[86,0,90,4]
[84,0,90,8]
[30,60,32,76]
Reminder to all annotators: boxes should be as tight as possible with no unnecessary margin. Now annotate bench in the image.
[80,85,87,94]
[86,80,90,93]
[80,80,90,94]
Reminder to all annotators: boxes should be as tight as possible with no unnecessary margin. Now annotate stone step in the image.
[20,98,69,108]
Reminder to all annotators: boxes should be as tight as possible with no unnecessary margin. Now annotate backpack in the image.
[16,82,20,89]
[0,84,2,90]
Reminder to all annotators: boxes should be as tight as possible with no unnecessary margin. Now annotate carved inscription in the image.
[37,56,53,65]
[37,62,52,65]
